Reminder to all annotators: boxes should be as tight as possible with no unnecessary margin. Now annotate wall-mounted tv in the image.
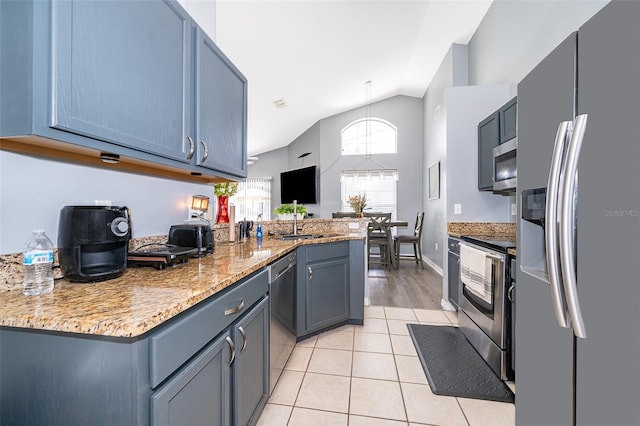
[280,165,319,204]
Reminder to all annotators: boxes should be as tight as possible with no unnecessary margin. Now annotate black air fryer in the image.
[57,205,131,282]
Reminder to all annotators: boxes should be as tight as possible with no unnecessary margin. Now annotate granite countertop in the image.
[447,222,517,256]
[0,235,361,338]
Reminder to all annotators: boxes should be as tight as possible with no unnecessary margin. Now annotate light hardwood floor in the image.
[366,261,443,309]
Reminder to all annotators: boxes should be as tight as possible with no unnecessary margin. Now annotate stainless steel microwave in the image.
[493,137,517,193]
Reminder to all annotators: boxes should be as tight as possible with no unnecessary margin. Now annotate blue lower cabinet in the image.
[0,270,269,425]
[296,241,365,338]
[233,297,269,426]
[151,332,231,426]
[305,256,349,332]
[151,297,269,426]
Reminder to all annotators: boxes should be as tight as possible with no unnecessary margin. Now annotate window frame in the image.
[340,117,397,156]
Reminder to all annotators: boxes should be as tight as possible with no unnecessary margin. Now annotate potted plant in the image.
[348,193,367,217]
[274,203,308,220]
[213,182,238,223]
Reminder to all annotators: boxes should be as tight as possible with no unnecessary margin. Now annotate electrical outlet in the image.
[435,242,438,251]
[348,222,359,229]
[94,200,112,206]
[511,203,517,215]
[454,204,462,215]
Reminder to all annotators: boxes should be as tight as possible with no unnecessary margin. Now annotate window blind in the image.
[340,169,398,218]
[229,177,272,220]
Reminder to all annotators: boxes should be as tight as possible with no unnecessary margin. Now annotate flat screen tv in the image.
[280,165,319,204]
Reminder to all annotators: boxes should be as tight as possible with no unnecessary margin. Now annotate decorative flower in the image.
[213,182,238,197]
[348,193,367,213]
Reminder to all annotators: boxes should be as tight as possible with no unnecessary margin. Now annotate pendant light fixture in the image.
[365,80,372,159]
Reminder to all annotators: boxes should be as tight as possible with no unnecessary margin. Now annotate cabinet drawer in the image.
[150,269,268,388]
[305,241,349,262]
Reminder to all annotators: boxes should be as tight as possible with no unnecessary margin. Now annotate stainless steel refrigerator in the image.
[516,1,639,425]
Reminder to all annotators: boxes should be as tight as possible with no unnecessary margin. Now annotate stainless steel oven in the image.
[493,137,517,193]
[459,239,513,380]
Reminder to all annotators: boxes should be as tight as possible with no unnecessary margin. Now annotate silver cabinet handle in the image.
[546,120,572,329]
[185,136,195,160]
[225,336,235,366]
[199,140,208,163]
[224,300,244,316]
[559,113,588,338]
[238,326,247,353]
[308,266,312,280]
[508,284,515,303]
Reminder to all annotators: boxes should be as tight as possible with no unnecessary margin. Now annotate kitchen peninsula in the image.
[0,231,365,425]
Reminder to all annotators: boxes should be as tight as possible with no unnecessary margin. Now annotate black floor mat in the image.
[407,324,514,403]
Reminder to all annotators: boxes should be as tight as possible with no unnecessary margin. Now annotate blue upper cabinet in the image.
[51,0,193,163]
[499,97,517,143]
[196,29,248,177]
[0,0,247,180]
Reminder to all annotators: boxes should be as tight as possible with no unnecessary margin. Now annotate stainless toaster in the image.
[168,224,214,256]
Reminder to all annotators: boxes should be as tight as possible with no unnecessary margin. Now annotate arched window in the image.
[340,118,397,156]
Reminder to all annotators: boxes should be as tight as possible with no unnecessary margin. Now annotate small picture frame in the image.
[428,161,440,200]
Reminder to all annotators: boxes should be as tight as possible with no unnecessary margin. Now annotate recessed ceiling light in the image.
[273,99,287,109]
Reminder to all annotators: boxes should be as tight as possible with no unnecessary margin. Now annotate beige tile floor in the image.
[257,306,515,426]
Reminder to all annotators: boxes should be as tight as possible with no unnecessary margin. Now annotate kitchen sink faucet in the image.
[293,200,298,236]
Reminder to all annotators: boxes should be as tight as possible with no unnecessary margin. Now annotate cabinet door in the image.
[499,97,517,143]
[477,111,499,190]
[233,297,269,426]
[151,331,232,426]
[196,29,247,177]
[51,0,192,162]
[305,257,350,333]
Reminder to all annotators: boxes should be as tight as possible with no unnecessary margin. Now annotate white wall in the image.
[318,95,423,223]
[422,44,469,270]
[264,95,423,225]
[445,85,512,223]
[286,122,322,216]
[0,151,212,254]
[246,146,288,219]
[468,0,609,93]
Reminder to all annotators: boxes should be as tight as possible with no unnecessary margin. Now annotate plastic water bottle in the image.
[23,230,54,296]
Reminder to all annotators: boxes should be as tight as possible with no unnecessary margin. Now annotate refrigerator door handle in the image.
[546,120,573,329]
[559,113,588,338]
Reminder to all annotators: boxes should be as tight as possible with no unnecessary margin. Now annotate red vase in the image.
[216,195,229,223]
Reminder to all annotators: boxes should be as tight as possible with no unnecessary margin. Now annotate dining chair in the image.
[332,212,357,218]
[394,212,424,268]
[367,213,393,270]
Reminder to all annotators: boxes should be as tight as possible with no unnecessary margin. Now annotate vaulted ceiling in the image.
[214,1,493,156]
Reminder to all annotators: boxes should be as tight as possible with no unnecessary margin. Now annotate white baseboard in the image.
[441,298,456,311]
[422,257,443,276]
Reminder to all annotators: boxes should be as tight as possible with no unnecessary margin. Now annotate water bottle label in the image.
[24,250,54,265]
